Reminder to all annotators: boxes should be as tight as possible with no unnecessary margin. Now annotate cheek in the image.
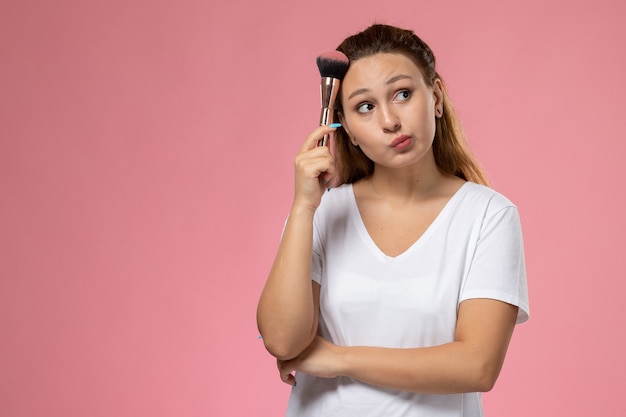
[346,121,370,146]
[341,114,363,139]
[415,106,437,139]
[424,112,436,132]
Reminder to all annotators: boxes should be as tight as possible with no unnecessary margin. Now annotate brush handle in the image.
[318,77,341,146]
[318,107,332,146]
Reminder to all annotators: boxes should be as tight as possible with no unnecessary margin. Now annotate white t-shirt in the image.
[285,182,529,417]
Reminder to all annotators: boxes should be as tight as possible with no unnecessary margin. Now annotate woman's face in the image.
[339,52,442,171]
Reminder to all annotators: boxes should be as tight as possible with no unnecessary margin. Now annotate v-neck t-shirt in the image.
[285,181,529,417]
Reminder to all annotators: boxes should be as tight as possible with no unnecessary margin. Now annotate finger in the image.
[300,125,340,153]
[320,162,338,185]
[295,152,335,180]
[278,359,297,386]
[295,145,333,164]
[284,373,297,386]
[321,172,338,189]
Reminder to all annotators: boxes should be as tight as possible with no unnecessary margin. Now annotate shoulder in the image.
[458,182,517,214]
[448,183,521,230]
[317,183,353,212]
[313,184,355,242]
[313,183,354,225]
[455,183,525,242]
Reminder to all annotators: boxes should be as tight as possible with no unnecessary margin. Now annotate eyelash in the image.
[355,89,412,114]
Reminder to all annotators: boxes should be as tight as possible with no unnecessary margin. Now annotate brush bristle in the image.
[316,51,349,79]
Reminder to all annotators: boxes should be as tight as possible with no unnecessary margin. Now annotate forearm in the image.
[336,342,503,394]
[257,205,318,360]
[333,300,517,393]
[325,300,518,393]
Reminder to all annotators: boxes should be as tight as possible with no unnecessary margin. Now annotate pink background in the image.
[1,0,625,415]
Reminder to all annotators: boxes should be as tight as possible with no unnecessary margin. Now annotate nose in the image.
[379,104,401,133]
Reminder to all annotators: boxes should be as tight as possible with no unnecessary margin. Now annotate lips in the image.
[390,135,411,148]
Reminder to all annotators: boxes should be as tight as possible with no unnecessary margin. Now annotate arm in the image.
[279,298,518,393]
[257,125,337,360]
[257,209,321,360]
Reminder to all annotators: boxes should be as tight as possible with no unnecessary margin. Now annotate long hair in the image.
[334,24,489,186]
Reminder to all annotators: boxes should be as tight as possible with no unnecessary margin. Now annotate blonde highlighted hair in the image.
[333,24,489,186]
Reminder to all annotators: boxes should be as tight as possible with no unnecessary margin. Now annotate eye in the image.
[395,89,411,101]
[356,103,374,114]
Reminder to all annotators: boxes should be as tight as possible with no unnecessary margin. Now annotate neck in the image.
[365,154,448,202]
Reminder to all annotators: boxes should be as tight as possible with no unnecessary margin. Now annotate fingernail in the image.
[329,123,342,128]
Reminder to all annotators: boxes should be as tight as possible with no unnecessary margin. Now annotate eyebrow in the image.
[347,74,413,100]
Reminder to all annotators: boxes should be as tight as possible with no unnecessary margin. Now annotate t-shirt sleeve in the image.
[460,204,530,324]
[311,216,323,285]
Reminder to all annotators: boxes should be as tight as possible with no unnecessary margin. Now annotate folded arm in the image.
[279,298,518,393]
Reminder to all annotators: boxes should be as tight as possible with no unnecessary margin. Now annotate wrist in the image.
[290,202,318,217]
[333,344,351,378]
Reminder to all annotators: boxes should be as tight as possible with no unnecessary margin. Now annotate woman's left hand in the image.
[277,336,342,386]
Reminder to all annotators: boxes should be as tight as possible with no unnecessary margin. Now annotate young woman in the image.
[257,24,529,417]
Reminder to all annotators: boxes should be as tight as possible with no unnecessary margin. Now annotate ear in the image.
[337,112,359,146]
[433,78,444,118]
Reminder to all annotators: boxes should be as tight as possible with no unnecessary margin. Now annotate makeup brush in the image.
[316,50,349,146]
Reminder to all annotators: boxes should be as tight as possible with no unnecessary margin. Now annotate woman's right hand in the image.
[292,125,339,211]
